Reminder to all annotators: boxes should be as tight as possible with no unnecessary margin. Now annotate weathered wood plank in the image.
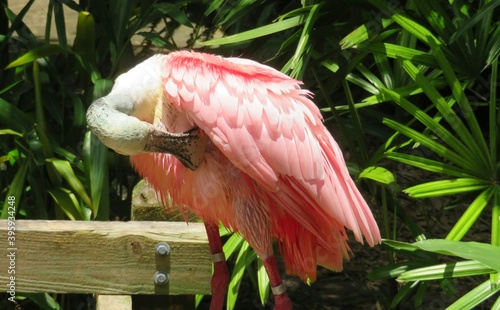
[96,295,132,310]
[131,180,199,222]
[0,220,211,295]
[127,180,201,309]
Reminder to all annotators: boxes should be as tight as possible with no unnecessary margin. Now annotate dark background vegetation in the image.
[1,0,499,309]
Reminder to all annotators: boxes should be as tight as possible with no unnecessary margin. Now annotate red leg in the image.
[204,221,229,310]
[262,255,293,310]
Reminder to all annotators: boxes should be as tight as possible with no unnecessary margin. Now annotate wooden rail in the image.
[0,220,211,296]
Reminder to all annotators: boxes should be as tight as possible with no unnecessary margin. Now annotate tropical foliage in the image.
[1,0,499,309]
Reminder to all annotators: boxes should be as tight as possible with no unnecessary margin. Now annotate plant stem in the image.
[491,186,500,286]
[343,79,368,166]
[490,57,498,174]
[33,60,46,132]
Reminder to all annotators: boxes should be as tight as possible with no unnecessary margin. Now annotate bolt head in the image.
[154,271,169,285]
[156,242,171,256]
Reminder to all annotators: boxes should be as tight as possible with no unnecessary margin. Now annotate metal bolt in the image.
[154,271,169,285]
[155,242,171,256]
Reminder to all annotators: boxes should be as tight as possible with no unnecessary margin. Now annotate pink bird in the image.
[87,50,381,309]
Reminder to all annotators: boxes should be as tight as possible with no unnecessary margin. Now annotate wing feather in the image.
[161,51,380,245]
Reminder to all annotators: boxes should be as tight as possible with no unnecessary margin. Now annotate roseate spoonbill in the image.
[86,50,381,309]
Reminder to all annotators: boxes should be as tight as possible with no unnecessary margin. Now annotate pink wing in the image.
[162,51,380,248]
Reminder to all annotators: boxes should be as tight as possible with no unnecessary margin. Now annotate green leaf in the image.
[382,239,420,252]
[345,73,379,95]
[446,189,493,241]
[6,44,73,68]
[0,98,32,133]
[404,178,490,198]
[52,0,67,47]
[137,32,176,49]
[398,260,495,282]
[33,60,47,133]
[400,59,487,169]
[287,4,320,79]
[195,294,204,308]
[257,259,270,305]
[26,159,49,219]
[227,241,256,310]
[82,131,108,219]
[492,295,500,309]
[426,38,490,169]
[0,129,23,137]
[73,11,96,63]
[411,239,500,272]
[413,0,455,42]
[369,261,430,280]
[367,0,440,45]
[449,0,500,44]
[359,166,395,184]
[447,280,500,310]
[357,43,439,68]
[385,152,473,178]
[23,293,61,310]
[383,118,478,174]
[109,0,135,48]
[46,158,93,211]
[154,2,193,28]
[390,281,420,308]
[222,232,245,258]
[1,161,28,219]
[340,18,394,49]
[200,16,303,46]
[47,187,86,220]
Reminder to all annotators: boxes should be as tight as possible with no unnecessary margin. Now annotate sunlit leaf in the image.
[369,261,430,280]
[447,280,500,310]
[6,45,73,68]
[223,232,244,258]
[82,131,108,218]
[385,152,473,178]
[154,2,193,28]
[23,293,61,310]
[0,129,23,137]
[0,98,32,133]
[368,0,440,45]
[412,239,500,272]
[404,178,489,198]
[400,59,487,169]
[257,259,270,305]
[47,187,86,220]
[200,16,303,46]
[73,11,96,63]
[340,18,394,49]
[227,241,256,310]
[427,38,490,167]
[1,161,28,219]
[398,260,494,282]
[358,43,438,68]
[359,166,395,184]
[383,118,478,174]
[449,0,500,43]
[47,158,93,210]
[446,189,493,241]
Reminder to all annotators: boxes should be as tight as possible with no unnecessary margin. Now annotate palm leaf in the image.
[200,16,304,46]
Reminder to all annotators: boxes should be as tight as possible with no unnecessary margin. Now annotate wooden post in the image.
[0,220,211,295]
[96,295,132,310]
[129,180,203,309]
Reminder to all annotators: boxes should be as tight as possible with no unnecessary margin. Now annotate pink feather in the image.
[130,50,380,281]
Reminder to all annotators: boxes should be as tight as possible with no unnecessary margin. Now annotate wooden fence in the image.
[0,181,211,309]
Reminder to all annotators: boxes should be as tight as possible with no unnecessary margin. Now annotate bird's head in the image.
[86,55,207,170]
